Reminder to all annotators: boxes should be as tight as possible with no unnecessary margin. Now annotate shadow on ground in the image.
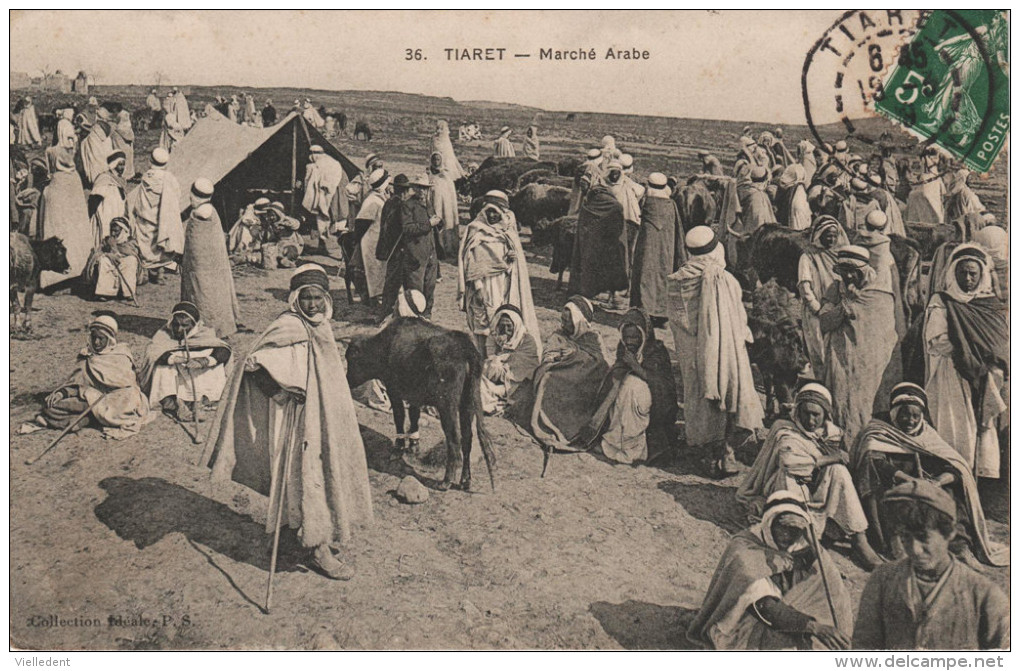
[94,476,304,573]
[589,600,701,650]
[657,480,747,534]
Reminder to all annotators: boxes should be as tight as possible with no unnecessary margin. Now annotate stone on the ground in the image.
[396,476,429,504]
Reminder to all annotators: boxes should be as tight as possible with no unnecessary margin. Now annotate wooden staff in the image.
[25,394,105,465]
[265,405,300,614]
[797,482,840,632]
[181,331,203,444]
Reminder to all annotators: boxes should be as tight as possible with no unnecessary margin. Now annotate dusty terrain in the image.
[9,86,1009,650]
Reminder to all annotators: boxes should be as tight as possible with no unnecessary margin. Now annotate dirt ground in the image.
[10,88,1009,650]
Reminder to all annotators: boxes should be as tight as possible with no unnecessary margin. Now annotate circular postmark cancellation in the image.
[801,10,1008,183]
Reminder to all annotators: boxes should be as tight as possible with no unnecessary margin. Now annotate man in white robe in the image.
[668,226,765,477]
[354,168,391,303]
[56,109,76,150]
[493,126,515,158]
[79,108,115,187]
[89,150,127,242]
[301,144,347,253]
[17,96,42,146]
[127,147,184,284]
[139,302,231,422]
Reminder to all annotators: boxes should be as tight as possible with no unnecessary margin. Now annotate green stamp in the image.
[875,10,1009,173]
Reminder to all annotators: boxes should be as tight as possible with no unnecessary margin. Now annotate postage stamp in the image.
[874,10,1009,173]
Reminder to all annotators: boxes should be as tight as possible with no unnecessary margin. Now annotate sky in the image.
[12,10,856,123]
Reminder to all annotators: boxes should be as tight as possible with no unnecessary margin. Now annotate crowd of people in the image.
[10,93,1009,650]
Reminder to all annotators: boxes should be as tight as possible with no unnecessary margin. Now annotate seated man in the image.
[260,201,304,269]
[737,382,883,570]
[34,315,149,439]
[852,383,1008,567]
[853,479,1010,650]
[688,490,853,650]
[139,302,232,422]
[228,196,270,263]
[86,216,140,302]
[529,296,609,451]
[574,308,678,464]
[480,304,540,417]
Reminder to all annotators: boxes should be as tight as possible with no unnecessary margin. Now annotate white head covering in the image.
[758,490,811,552]
[288,263,333,324]
[492,305,527,351]
[150,147,170,167]
[973,225,1007,262]
[395,289,427,318]
[87,315,119,354]
[619,153,634,170]
[942,244,995,304]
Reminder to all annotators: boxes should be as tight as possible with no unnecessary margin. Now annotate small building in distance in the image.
[10,71,31,89]
[72,71,93,94]
[35,70,72,93]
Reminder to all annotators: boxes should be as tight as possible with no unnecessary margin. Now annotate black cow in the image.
[514,169,572,191]
[509,183,571,231]
[345,318,496,492]
[464,157,557,198]
[735,224,923,323]
[530,215,576,289]
[353,121,372,141]
[10,233,70,332]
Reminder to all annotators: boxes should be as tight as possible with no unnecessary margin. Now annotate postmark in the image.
[800,10,1006,185]
[874,10,1009,174]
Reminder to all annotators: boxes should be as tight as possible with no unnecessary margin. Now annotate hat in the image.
[499,125,511,134]
[834,140,848,151]
[864,210,888,231]
[290,263,330,293]
[193,203,216,221]
[586,148,602,159]
[364,152,379,168]
[171,301,200,323]
[739,136,756,149]
[884,478,957,522]
[750,166,769,182]
[647,172,668,189]
[264,202,287,218]
[685,226,718,255]
[253,197,271,211]
[409,173,433,188]
[890,382,928,410]
[601,134,616,147]
[151,148,170,166]
[697,149,710,157]
[796,382,832,415]
[88,96,99,106]
[110,216,130,233]
[619,154,634,169]
[89,314,118,337]
[606,160,623,172]
[483,190,510,209]
[369,168,390,190]
[566,295,594,322]
[762,491,811,530]
[850,177,869,192]
[106,150,126,165]
[191,178,215,198]
[309,145,324,154]
[392,174,411,190]
[836,245,870,268]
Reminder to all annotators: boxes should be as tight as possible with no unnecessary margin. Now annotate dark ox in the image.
[508,184,571,231]
[514,169,572,192]
[734,224,923,323]
[10,233,70,332]
[530,215,576,290]
[353,121,372,141]
[463,157,557,198]
[345,318,496,492]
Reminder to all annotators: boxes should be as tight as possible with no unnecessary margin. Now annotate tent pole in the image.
[290,120,298,215]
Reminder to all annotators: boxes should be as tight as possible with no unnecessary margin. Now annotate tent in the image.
[161,112,360,230]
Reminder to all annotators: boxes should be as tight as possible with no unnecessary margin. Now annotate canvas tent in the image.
[159,112,360,230]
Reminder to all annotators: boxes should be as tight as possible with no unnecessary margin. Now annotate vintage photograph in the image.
[9,10,1010,652]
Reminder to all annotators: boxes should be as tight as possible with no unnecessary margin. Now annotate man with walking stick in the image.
[204,264,373,588]
[687,490,853,650]
[138,302,231,427]
[29,315,149,441]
